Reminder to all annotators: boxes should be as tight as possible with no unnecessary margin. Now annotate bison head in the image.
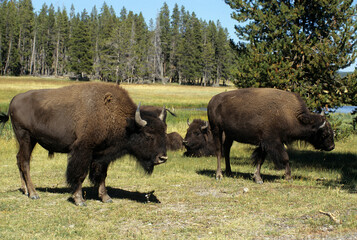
[127,104,168,174]
[308,117,335,151]
[183,119,214,157]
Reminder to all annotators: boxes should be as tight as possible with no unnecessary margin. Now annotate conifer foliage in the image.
[0,1,235,85]
[225,0,357,109]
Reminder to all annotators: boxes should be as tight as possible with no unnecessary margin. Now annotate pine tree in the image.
[202,21,216,86]
[68,10,93,78]
[225,0,357,109]
[17,0,34,75]
[169,3,180,82]
[3,0,19,75]
[97,2,117,81]
[214,21,230,86]
[36,3,49,75]
[159,2,171,80]
[90,6,100,78]
[54,7,69,76]
[134,12,150,80]
[0,1,4,72]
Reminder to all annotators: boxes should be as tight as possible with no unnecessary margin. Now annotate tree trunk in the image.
[178,71,182,85]
[18,27,23,74]
[4,34,13,74]
[55,33,60,76]
[30,31,36,75]
[215,65,221,86]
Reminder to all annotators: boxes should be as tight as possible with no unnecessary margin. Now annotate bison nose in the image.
[155,155,168,165]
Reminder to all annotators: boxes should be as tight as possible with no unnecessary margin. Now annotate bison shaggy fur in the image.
[0,82,168,205]
[207,88,335,182]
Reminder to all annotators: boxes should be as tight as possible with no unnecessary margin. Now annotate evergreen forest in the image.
[0,0,235,85]
[1,0,357,110]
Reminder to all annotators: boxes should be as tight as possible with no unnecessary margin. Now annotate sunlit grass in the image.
[0,77,356,239]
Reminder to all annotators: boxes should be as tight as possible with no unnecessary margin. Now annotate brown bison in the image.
[0,83,168,206]
[207,88,335,183]
[183,119,215,157]
[166,132,184,151]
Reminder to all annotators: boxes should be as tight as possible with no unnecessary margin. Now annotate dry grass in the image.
[0,77,356,239]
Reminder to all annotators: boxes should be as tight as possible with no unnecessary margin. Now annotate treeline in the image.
[0,0,236,85]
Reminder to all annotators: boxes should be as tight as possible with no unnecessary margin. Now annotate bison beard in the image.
[208,88,335,183]
[0,83,168,206]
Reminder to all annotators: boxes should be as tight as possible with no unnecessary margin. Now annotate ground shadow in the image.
[288,150,357,193]
[196,169,283,183]
[36,186,161,204]
[198,150,357,193]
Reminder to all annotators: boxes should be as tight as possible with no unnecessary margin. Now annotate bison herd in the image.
[0,83,335,205]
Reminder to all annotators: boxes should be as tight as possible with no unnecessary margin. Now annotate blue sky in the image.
[32,0,356,72]
[32,0,238,40]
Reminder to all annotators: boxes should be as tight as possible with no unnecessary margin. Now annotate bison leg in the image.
[213,129,224,180]
[223,138,233,176]
[98,180,112,203]
[66,145,92,206]
[16,131,38,199]
[252,146,267,184]
[89,161,113,203]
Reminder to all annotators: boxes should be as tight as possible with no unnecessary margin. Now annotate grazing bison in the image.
[0,83,168,206]
[207,88,335,182]
[183,119,215,157]
[166,132,184,151]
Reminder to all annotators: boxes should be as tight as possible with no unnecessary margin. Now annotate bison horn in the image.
[135,103,147,127]
[319,121,326,129]
[154,155,168,165]
[159,106,166,121]
[201,121,209,130]
[187,118,191,126]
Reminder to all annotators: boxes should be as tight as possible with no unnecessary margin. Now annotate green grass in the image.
[0,77,356,239]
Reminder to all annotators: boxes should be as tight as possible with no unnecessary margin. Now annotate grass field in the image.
[0,77,356,239]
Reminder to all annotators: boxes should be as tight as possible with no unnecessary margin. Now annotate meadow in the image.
[0,77,356,239]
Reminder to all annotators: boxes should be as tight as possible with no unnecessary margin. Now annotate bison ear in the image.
[104,92,113,105]
[297,113,314,125]
[298,113,325,130]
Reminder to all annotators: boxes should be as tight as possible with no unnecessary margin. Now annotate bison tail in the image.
[0,112,9,134]
[0,112,9,124]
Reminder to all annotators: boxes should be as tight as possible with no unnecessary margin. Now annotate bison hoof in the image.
[76,202,87,207]
[216,173,223,180]
[30,195,40,200]
[104,198,113,203]
[255,179,264,184]
[284,175,292,181]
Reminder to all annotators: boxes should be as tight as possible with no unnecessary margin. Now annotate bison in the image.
[207,88,335,183]
[183,119,215,157]
[166,132,184,151]
[0,82,168,206]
